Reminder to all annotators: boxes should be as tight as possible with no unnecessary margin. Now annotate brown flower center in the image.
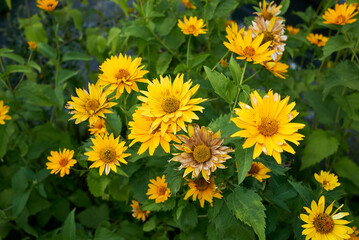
[336,15,346,24]
[243,46,256,56]
[161,96,180,113]
[313,213,334,234]
[100,148,117,163]
[85,99,100,113]
[59,158,68,167]
[47,3,53,7]
[248,163,260,175]
[258,117,279,136]
[263,13,273,21]
[261,31,275,45]
[188,24,196,33]
[158,186,167,196]
[193,145,211,163]
[115,69,130,81]
[195,177,210,191]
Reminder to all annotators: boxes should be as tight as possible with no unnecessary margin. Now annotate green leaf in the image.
[226,186,266,240]
[12,190,31,216]
[68,9,83,33]
[288,180,314,206]
[6,65,32,74]
[229,56,242,84]
[37,43,57,60]
[155,16,177,37]
[58,69,78,83]
[77,205,109,228]
[110,0,129,18]
[300,129,339,170]
[86,172,111,197]
[0,52,25,64]
[280,0,290,15]
[235,142,253,185]
[5,0,11,10]
[27,61,41,73]
[62,52,92,62]
[204,66,237,104]
[174,204,198,231]
[164,162,182,194]
[16,81,56,107]
[24,22,48,43]
[62,209,76,240]
[107,27,122,46]
[214,0,240,18]
[105,112,122,136]
[156,52,172,75]
[94,227,125,240]
[334,157,359,188]
[143,217,156,232]
[189,53,210,68]
[207,114,238,145]
[321,35,355,60]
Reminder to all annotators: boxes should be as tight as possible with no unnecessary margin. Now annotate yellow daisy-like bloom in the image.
[286,25,300,35]
[88,118,108,137]
[306,33,329,47]
[128,108,180,155]
[224,29,276,64]
[263,60,289,79]
[181,0,196,9]
[27,41,37,50]
[146,175,171,203]
[177,16,207,36]
[85,133,130,176]
[131,200,150,222]
[46,149,77,177]
[300,196,353,240]
[138,74,206,136]
[246,161,271,182]
[314,170,341,191]
[171,124,234,181]
[37,0,58,12]
[65,83,117,125]
[349,226,359,240]
[184,177,222,208]
[98,54,149,99]
[231,90,305,164]
[255,0,282,21]
[0,100,11,125]
[322,3,358,25]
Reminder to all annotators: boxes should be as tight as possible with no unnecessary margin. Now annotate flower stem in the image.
[15,51,32,90]
[211,50,229,71]
[230,61,247,120]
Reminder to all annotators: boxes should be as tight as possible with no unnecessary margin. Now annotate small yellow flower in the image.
[46,149,77,177]
[286,25,300,35]
[131,200,150,222]
[177,16,207,36]
[37,0,58,12]
[255,0,282,20]
[184,177,222,208]
[306,33,329,47]
[181,0,196,9]
[246,162,271,182]
[0,100,11,125]
[220,59,228,68]
[27,41,37,50]
[88,118,108,137]
[314,170,341,191]
[146,175,171,203]
[322,3,358,25]
[263,60,288,79]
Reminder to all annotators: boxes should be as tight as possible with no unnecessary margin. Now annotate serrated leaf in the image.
[334,157,359,188]
[321,35,355,60]
[164,162,182,194]
[288,180,314,206]
[63,209,76,240]
[235,142,253,185]
[86,172,111,197]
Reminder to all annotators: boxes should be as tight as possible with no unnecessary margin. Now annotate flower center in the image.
[47,3,53,8]
[322,180,329,187]
[188,24,196,33]
[261,31,275,45]
[258,117,279,136]
[336,15,346,24]
[195,177,210,191]
[115,69,130,81]
[243,46,256,56]
[100,148,117,163]
[59,158,68,167]
[313,213,334,234]
[263,13,273,20]
[248,163,260,175]
[158,186,167,196]
[85,99,100,113]
[193,145,211,163]
[161,96,180,113]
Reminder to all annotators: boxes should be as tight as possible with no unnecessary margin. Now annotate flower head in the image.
[322,3,358,25]
[231,90,305,164]
[184,177,222,208]
[181,0,196,9]
[177,16,207,36]
[65,83,117,125]
[255,0,282,20]
[131,200,150,222]
[314,171,341,191]
[88,118,108,137]
[171,124,234,181]
[27,41,37,50]
[300,196,353,240]
[46,149,77,177]
[263,60,288,79]
[286,25,300,35]
[306,33,329,47]
[146,175,171,203]
[246,162,271,182]
[85,133,130,176]
[98,54,148,99]
[37,0,58,12]
[0,100,11,125]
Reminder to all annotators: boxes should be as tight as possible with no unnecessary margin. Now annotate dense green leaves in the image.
[63,209,76,240]
[235,142,253,185]
[321,35,355,59]
[334,157,359,188]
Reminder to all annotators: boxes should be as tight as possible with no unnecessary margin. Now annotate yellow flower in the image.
[184,177,222,208]
[177,16,207,36]
[322,3,358,25]
[349,226,359,240]
[88,118,108,137]
[65,83,117,125]
[27,41,37,50]
[255,0,282,20]
[146,175,171,203]
[306,33,329,47]
[181,0,196,9]
[171,124,234,181]
[224,29,276,64]
[37,0,58,12]
[46,149,77,177]
[220,59,228,68]
[314,170,341,191]
[138,74,206,136]
[98,54,148,99]
[128,108,180,155]
[263,60,288,79]
[85,133,130,176]
[131,200,150,222]
[225,20,237,28]
[246,162,271,182]
[231,90,305,164]
[300,195,353,240]
[0,100,11,125]
[224,22,245,43]
[286,25,300,35]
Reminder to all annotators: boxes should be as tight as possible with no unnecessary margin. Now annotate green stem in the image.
[15,51,32,90]
[186,35,191,75]
[243,69,261,84]
[211,50,229,71]
[230,61,247,120]
[351,40,359,62]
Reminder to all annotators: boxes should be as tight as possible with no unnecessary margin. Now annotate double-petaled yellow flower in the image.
[177,16,207,36]
[314,170,341,191]
[322,3,358,25]
[306,33,329,47]
[146,175,171,203]
[46,149,77,177]
[184,177,222,208]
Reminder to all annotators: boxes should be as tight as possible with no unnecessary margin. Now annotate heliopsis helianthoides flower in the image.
[85,133,130,176]
[128,108,180,155]
[306,33,329,47]
[181,0,196,9]
[246,161,271,182]
[0,100,11,125]
[223,29,276,64]
[224,22,245,43]
[98,54,148,99]
[249,16,287,60]
[231,90,305,164]
[177,16,207,36]
[300,195,353,240]
[146,175,171,203]
[65,83,117,125]
[138,74,206,135]
[263,60,288,79]
[37,0,58,12]
[171,124,234,181]
[349,226,359,240]
[286,25,300,35]
[46,149,77,177]
[322,3,358,25]
[27,41,37,50]
[184,177,222,208]
[255,0,282,20]
[314,170,341,191]
[131,200,150,222]
[88,118,108,137]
